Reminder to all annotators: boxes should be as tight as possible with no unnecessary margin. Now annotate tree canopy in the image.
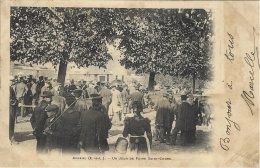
[116,8,213,81]
[11,7,117,68]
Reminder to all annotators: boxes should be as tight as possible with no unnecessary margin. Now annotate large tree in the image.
[115,8,213,91]
[11,7,117,95]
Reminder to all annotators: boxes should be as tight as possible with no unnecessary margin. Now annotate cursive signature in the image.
[241,27,259,115]
[220,98,241,151]
[225,32,235,63]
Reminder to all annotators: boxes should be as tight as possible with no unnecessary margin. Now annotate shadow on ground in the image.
[15,131,35,142]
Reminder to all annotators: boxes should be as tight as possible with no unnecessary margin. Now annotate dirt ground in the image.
[14,108,213,155]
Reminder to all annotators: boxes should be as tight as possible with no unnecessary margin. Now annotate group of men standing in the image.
[30,89,111,155]
[154,93,204,146]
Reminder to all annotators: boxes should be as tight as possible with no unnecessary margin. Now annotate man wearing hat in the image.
[43,104,63,154]
[60,95,81,154]
[30,91,54,153]
[73,89,88,113]
[9,76,19,145]
[167,94,195,146]
[154,93,174,143]
[78,94,111,154]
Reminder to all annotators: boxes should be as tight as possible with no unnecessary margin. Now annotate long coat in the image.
[175,101,195,131]
[155,99,174,128]
[80,108,107,153]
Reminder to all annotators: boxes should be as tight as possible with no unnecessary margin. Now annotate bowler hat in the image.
[45,104,59,112]
[41,91,54,97]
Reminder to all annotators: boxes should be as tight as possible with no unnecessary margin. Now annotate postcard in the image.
[0,0,259,167]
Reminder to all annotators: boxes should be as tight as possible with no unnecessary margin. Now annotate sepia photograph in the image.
[0,0,259,167]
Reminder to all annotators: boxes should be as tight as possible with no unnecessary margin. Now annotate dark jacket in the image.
[155,99,174,128]
[79,108,105,153]
[175,101,195,131]
[128,91,145,110]
[30,100,49,135]
[123,115,151,144]
[44,117,63,150]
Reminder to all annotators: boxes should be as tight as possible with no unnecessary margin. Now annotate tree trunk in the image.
[57,60,68,96]
[56,50,70,96]
[192,74,196,94]
[148,72,156,91]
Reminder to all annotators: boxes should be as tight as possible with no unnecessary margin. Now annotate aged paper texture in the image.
[0,0,259,167]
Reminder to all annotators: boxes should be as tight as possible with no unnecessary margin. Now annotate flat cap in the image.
[45,104,59,112]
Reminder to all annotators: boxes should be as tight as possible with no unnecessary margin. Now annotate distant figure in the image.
[73,89,88,113]
[99,82,112,114]
[123,101,152,156]
[128,86,145,112]
[52,85,66,116]
[9,76,19,145]
[109,85,123,125]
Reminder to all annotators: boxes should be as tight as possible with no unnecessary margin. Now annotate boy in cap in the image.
[30,91,54,153]
[44,104,63,154]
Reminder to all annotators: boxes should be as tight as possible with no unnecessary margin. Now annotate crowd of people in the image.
[9,74,213,156]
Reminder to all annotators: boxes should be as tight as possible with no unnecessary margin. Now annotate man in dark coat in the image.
[60,95,81,154]
[43,104,63,154]
[78,94,110,154]
[10,77,19,145]
[154,93,174,143]
[30,91,53,153]
[167,95,195,146]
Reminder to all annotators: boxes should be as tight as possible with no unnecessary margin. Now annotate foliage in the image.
[11,7,117,68]
[116,8,213,81]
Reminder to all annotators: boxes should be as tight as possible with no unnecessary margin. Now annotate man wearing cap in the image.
[78,94,111,154]
[43,104,63,154]
[30,91,54,153]
[10,76,19,145]
[154,93,174,143]
[73,89,88,113]
[60,95,81,154]
[167,95,195,146]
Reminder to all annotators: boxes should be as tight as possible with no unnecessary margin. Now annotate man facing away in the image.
[167,95,195,146]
